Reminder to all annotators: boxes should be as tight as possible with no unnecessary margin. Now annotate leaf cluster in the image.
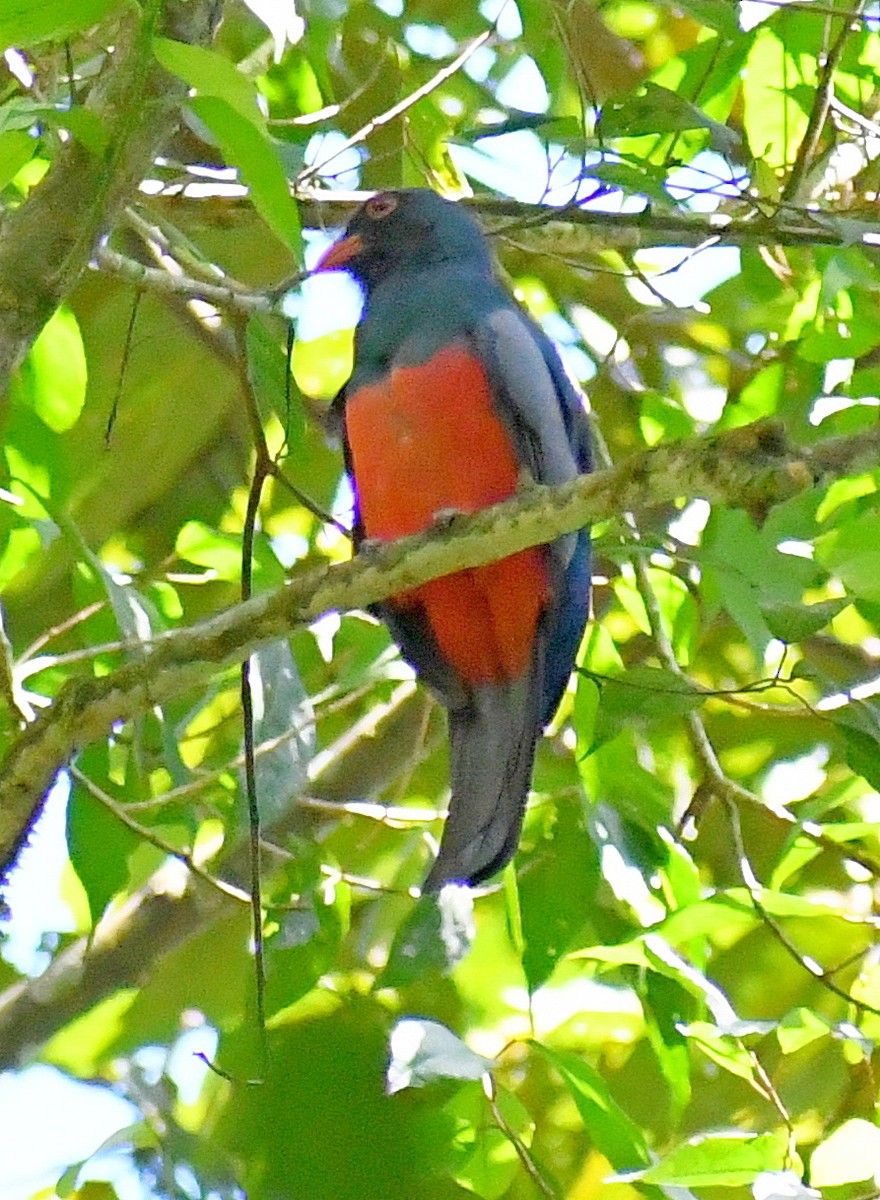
[2,0,880,1198]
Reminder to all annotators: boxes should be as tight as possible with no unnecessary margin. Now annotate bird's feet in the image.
[431,507,466,530]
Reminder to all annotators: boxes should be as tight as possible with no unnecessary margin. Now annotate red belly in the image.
[345,344,548,685]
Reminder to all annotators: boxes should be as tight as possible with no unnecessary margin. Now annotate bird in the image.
[316,188,592,891]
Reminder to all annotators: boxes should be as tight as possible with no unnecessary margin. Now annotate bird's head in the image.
[314,189,492,289]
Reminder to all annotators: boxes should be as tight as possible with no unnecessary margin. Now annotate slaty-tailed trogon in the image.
[316,189,592,891]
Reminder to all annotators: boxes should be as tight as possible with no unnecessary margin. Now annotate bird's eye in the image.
[365,194,398,220]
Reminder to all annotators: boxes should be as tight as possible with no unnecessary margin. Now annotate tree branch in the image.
[0,682,434,1068]
[0,0,221,395]
[141,189,880,256]
[1,419,878,877]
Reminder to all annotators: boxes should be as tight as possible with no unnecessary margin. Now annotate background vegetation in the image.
[2,0,880,1196]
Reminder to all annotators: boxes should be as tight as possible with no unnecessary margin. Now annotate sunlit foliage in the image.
[2,0,880,1197]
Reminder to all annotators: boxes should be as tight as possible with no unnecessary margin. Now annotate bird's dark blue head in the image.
[315,189,493,290]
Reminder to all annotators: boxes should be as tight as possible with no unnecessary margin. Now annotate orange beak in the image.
[314,233,364,272]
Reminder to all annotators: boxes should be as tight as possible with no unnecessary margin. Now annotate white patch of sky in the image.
[570,305,619,359]
[777,538,814,559]
[762,746,829,806]
[271,530,311,566]
[136,1023,219,1104]
[0,1065,142,1200]
[668,498,711,546]
[663,346,727,421]
[495,55,548,112]
[450,133,556,203]
[282,230,364,339]
[818,670,880,712]
[302,130,362,190]
[666,151,748,211]
[0,782,221,1200]
[405,24,457,58]
[480,0,523,40]
[600,841,666,925]
[812,393,879,426]
[630,244,741,308]
[378,0,522,38]
[463,44,497,82]
[2,775,76,974]
[822,358,854,394]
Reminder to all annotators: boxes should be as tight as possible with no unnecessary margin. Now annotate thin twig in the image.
[18,602,106,664]
[70,765,253,905]
[781,0,867,205]
[483,1072,560,1199]
[235,316,277,1075]
[296,29,493,185]
[724,795,880,1019]
[94,244,282,312]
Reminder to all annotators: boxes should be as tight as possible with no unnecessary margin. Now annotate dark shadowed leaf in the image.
[377,887,475,988]
[760,598,849,643]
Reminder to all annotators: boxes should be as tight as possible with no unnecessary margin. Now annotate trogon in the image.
[316,188,592,891]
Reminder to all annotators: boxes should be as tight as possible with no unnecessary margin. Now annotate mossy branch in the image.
[1,418,877,876]
[0,0,220,394]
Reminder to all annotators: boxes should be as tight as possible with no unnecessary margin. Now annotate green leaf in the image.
[573,672,600,761]
[776,1007,832,1055]
[654,0,739,34]
[176,520,244,580]
[742,28,814,169]
[816,510,880,602]
[633,1131,788,1186]
[642,973,693,1122]
[17,305,87,433]
[809,1119,880,1186]
[189,95,302,256]
[263,857,349,1016]
[386,1018,492,1094]
[760,597,849,642]
[59,108,111,158]
[588,666,705,753]
[600,82,740,154]
[534,1044,652,1172]
[831,707,880,792]
[154,38,266,127]
[517,792,598,991]
[677,1020,761,1084]
[67,752,142,926]
[247,314,305,447]
[446,1082,536,1200]
[582,160,676,207]
[0,0,123,47]
[292,327,354,402]
[0,130,35,188]
[799,292,880,363]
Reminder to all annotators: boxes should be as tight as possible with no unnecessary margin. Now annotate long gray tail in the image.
[422,661,544,891]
